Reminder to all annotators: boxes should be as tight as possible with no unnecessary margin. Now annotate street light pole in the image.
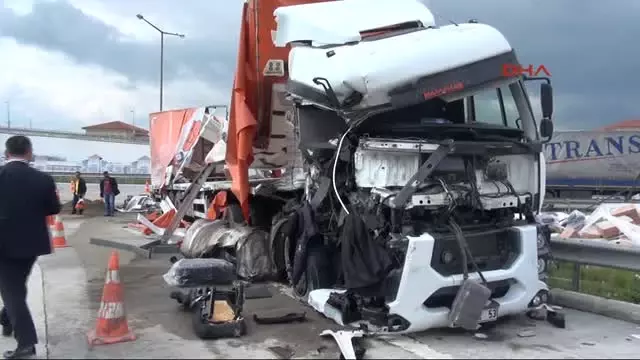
[160,31,164,111]
[5,101,10,128]
[136,14,185,112]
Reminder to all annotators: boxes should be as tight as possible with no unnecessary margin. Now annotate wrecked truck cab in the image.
[274,0,551,333]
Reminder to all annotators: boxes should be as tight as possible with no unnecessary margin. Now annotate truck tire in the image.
[293,246,333,301]
[270,216,290,279]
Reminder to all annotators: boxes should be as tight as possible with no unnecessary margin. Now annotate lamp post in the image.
[5,101,10,128]
[136,14,185,111]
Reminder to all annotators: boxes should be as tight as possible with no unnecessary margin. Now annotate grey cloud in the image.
[0,0,242,90]
[1,0,638,130]
[428,0,640,128]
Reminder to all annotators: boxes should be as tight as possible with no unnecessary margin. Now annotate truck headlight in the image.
[441,250,454,264]
[537,233,546,249]
[536,225,550,250]
[537,258,547,274]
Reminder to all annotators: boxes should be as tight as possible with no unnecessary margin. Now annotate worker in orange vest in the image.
[71,171,87,215]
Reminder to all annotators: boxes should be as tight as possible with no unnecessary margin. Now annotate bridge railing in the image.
[0,126,149,145]
[49,172,150,184]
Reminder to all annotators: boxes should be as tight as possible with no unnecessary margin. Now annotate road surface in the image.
[5,213,639,358]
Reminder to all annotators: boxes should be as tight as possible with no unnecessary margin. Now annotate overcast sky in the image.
[0,0,638,138]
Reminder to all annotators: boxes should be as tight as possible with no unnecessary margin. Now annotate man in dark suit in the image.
[0,135,61,359]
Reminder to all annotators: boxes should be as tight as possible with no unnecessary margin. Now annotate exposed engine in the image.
[287,91,551,332]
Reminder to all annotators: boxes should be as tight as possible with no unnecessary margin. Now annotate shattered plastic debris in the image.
[547,204,640,245]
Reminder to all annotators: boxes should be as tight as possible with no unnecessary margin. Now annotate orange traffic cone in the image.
[88,251,136,346]
[49,215,69,248]
[144,180,151,194]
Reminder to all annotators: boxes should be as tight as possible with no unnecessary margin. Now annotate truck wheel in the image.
[293,246,333,301]
[270,216,290,280]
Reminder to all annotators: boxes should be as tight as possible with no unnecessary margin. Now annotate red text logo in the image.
[502,64,551,77]
[423,82,465,100]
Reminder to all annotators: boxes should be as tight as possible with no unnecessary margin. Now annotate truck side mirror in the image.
[540,118,553,140]
[540,83,553,119]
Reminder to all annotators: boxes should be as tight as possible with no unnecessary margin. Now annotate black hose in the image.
[502,179,522,220]
[448,218,469,280]
[449,218,488,285]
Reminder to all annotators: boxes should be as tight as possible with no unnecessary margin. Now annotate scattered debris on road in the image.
[539,204,640,245]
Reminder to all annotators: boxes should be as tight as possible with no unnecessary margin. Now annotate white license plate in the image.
[479,305,499,322]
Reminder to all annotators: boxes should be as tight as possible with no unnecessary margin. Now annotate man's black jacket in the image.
[0,161,61,258]
[74,177,87,197]
[99,176,120,197]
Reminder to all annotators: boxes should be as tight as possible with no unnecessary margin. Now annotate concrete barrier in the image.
[552,288,640,324]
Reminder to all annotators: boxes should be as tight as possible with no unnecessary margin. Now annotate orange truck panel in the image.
[227,0,331,220]
[149,108,196,188]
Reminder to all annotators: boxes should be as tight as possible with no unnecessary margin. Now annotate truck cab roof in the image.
[273,0,436,47]
[276,0,516,111]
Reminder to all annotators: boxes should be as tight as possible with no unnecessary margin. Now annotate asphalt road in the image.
[27,214,640,359]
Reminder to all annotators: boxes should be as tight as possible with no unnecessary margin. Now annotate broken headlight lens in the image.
[536,225,550,250]
[537,258,546,274]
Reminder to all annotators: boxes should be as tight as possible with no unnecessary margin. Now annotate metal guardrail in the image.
[49,172,149,184]
[551,236,640,272]
[0,126,149,145]
[549,236,640,292]
[544,197,640,211]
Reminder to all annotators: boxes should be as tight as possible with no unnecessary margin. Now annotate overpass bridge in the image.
[50,172,149,184]
[0,126,149,145]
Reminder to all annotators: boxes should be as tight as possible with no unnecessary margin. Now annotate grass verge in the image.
[548,261,640,303]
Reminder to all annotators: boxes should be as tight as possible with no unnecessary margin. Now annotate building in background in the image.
[82,154,108,173]
[32,160,82,173]
[82,121,149,141]
[129,155,151,174]
[600,120,640,131]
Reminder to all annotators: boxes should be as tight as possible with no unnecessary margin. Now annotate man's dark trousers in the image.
[0,257,37,347]
[71,194,83,215]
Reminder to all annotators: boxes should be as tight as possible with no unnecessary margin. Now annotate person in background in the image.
[99,171,119,217]
[0,135,61,359]
[70,171,87,215]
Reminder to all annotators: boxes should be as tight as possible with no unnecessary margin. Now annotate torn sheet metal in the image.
[179,219,276,281]
[137,213,166,236]
[117,195,156,213]
[320,329,364,360]
[235,228,276,281]
[180,220,238,258]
